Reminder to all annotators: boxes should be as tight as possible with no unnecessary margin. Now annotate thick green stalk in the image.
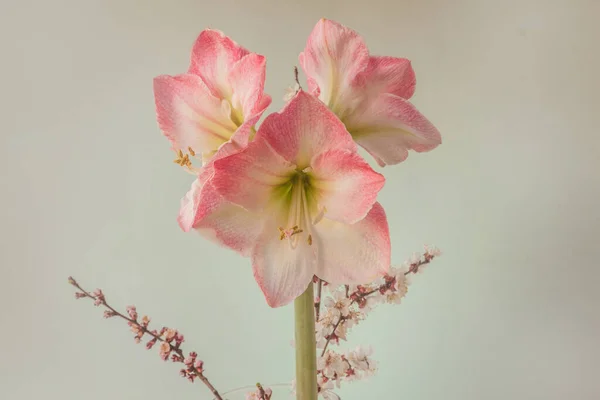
[294,283,318,400]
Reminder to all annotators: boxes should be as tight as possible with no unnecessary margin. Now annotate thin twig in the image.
[315,279,323,321]
[294,66,302,89]
[69,277,223,400]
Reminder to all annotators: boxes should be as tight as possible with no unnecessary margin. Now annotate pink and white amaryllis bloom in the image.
[153,29,271,166]
[179,91,391,307]
[299,19,441,166]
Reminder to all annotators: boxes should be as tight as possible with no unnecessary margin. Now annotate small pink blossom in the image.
[146,338,157,350]
[126,306,137,320]
[193,359,204,371]
[159,342,171,361]
[92,289,104,306]
[164,328,177,342]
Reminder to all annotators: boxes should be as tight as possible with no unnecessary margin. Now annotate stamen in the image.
[278,226,303,241]
[188,147,196,156]
[313,207,327,225]
[308,234,313,246]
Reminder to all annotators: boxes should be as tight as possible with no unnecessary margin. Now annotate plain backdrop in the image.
[1,0,599,399]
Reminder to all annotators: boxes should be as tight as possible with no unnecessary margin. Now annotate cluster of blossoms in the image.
[153,18,441,308]
[317,346,376,395]
[68,277,224,400]
[311,246,440,393]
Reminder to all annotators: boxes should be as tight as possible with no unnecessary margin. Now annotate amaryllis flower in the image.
[153,29,271,165]
[299,19,441,166]
[179,91,390,307]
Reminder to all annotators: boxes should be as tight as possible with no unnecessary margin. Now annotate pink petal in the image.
[188,29,249,100]
[299,19,369,114]
[363,56,416,99]
[153,74,237,157]
[313,202,390,284]
[310,149,385,224]
[345,93,442,166]
[194,183,265,257]
[212,138,296,213]
[256,91,356,169]
[252,221,316,307]
[228,53,272,121]
[178,141,264,256]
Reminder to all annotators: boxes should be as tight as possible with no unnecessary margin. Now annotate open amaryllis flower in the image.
[153,29,271,165]
[299,19,441,166]
[179,91,391,307]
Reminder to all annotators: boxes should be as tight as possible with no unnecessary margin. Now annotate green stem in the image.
[294,283,318,400]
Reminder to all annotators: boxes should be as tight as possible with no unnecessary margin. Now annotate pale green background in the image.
[1,0,599,399]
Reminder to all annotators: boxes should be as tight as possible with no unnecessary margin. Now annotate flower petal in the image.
[178,139,243,232]
[299,19,369,115]
[228,53,271,121]
[345,93,442,166]
[363,56,416,99]
[256,91,356,169]
[153,74,238,157]
[188,29,249,100]
[313,202,390,284]
[310,149,385,224]
[252,221,316,307]
[178,141,264,256]
[212,138,296,213]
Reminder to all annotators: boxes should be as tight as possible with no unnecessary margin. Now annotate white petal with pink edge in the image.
[346,93,442,166]
[252,219,316,308]
[256,91,356,169]
[309,149,385,224]
[313,202,390,285]
[188,29,249,100]
[153,74,237,157]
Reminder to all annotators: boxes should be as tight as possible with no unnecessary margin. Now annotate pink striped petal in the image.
[346,93,442,166]
[212,138,296,213]
[188,29,249,100]
[299,19,369,114]
[228,53,271,121]
[251,220,316,307]
[310,149,385,224]
[313,202,390,284]
[364,56,416,99]
[256,91,356,169]
[153,74,237,157]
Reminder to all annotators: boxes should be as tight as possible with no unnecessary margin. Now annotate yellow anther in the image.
[278,226,304,240]
[308,234,313,246]
[188,147,196,156]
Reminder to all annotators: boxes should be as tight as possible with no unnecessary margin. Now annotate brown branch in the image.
[68,277,223,400]
[320,256,434,356]
[294,66,302,89]
[314,278,323,322]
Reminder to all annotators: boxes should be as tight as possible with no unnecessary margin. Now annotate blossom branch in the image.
[68,277,224,400]
[318,247,440,356]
